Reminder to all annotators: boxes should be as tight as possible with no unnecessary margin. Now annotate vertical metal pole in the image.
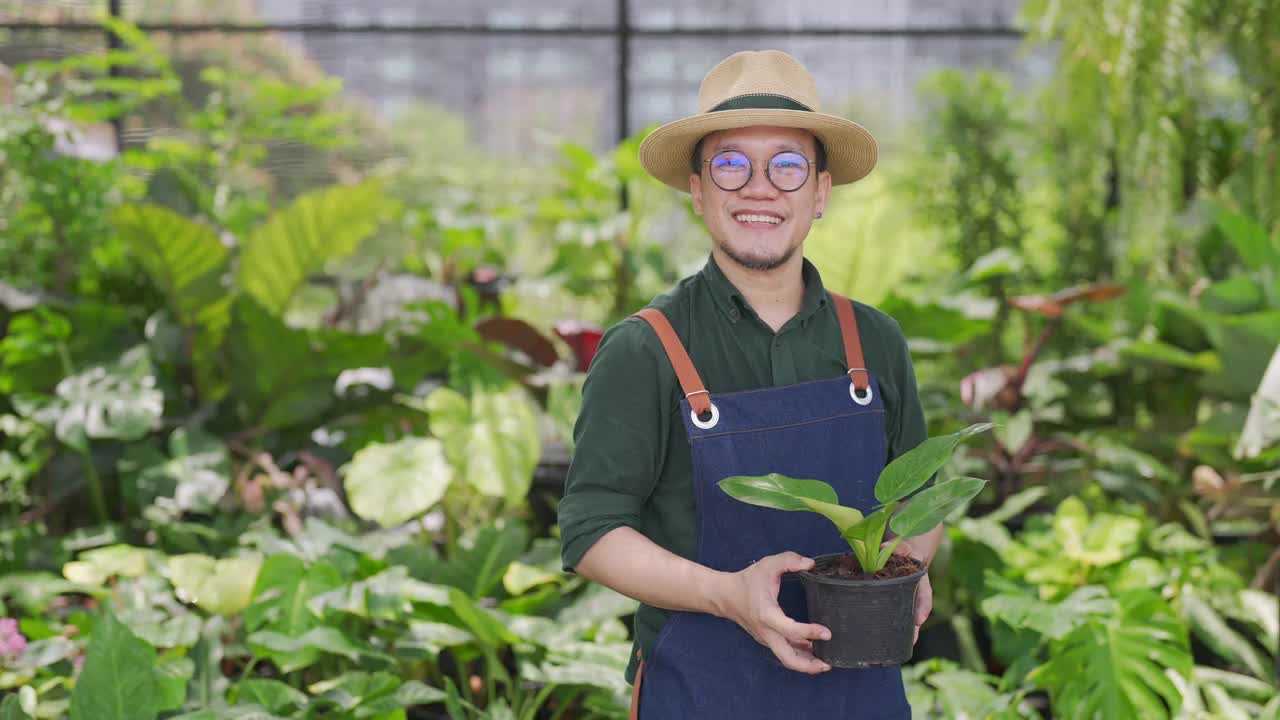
[617,0,630,210]
[107,0,123,152]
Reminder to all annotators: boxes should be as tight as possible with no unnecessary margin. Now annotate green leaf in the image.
[1,694,33,720]
[503,561,561,596]
[343,437,451,527]
[1030,590,1191,720]
[1053,497,1142,567]
[167,554,262,615]
[966,247,1025,283]
[1182,591,1270,679]
[113,204,231,394]
[981,585,1115,640]
[353,681,446,718]
[1214,204,1280,273]
[876,423,993,503]
[1192,666,1277,704]
[1119,339,1222,372]
[244,555,342,632]
[416,521,530,598]
[235,679,308,714]
[425,386,541,505]
[718,473,863,531]
[890,477,987,538]
[307,566,451,618]
[238,179,397,315]
[69,611,159,720]
[168,705,289,720]
[247,627,385,673]
[62,544,158,586]
[396,621,474,657]
[155,655,194,711]
[14,346,163,450]
[447,588,518,650]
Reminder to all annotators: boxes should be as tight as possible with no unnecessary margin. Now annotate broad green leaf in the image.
[235,679,308,713]
[425,386,540,505]
[396,621,473,657]
[0,573,103,614]
[1053,497,1142,567]
[979,486,1048,524]
[353,681,447,718]
[308,566,451,618]
[244,555,342,633]
[14,346,162,450]
[169,706,289,720]
[1238,590,1278,650]
[981,585,1115,640]
[1192,666,1277,704]
[416,521,530,598]
[876,423,993,503]
[1214,204,1280,272]
[1030,590,1191,720]
[553,582,639,630]
[308,671,399,712]
[238,179,397,315]
[113,204,231,395]
[343,437,451,527]
[718,474,863,531]
[247,627,385,673]
[69,611,158,720]
[155,655,194,711]
[890,477,987,538]
[1119,340,1221,372]
[447,588,518,650]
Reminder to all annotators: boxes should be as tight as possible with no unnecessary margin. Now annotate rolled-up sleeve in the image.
[558,317,671,572]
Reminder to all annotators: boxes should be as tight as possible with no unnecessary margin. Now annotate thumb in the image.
[766,552,815,574]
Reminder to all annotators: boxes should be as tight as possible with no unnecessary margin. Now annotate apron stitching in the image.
[688,408,884,440]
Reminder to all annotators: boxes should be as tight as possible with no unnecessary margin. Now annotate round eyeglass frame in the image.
[704,149,815,193]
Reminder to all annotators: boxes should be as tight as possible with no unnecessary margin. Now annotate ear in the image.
[815,170,833,217]
[690,173,705,216]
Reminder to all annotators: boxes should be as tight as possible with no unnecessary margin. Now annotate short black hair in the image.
[691,133,828,175]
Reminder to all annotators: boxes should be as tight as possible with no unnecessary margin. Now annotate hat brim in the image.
[638,108,877,193]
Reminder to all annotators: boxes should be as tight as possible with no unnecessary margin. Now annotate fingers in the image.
[769,611,831,645]
[763,628,830,674]
[760,551,814,575]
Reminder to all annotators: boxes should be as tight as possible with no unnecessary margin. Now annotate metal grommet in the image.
[690,403,720,430]
[850,383,873,406]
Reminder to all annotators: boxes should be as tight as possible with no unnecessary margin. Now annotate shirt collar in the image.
[700,254,830,326]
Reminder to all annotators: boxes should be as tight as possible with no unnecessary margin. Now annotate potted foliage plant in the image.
[719,423,993,668]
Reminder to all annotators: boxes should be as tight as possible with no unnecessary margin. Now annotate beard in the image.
[716,235,799,271]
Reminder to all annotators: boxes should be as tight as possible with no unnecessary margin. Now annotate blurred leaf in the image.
[982,585,1115,640]
[238,179,397,316]
[308,566,451,618]
[1182,590,1270,680]
[502,561,560,596]
[13,346,163,450]
[1202,275,1268,315]
[425,386,540,505]
[1236,346,1280,459]
[166,554,262,615]
[1054,497,1142,567]
[118,428,231,519]
[1118,339,1221,372]
[69,611,158,720]
[1030,590,1191,720]
[245,555,342,636]
[967,247,1025,282]
[113,204,231,395]
[396,621,473,658]
[342,437,451,528]
[169,705,289,720]
[421,521,529,598]
[1214,204,1280,272]
[0,694,32,720]
[446,588,517,650]
[235,679,308,714]
[879,293,993,347]
[62,545,157,586]
[155,655,194,711]
[247,627,386,673]
[353,681,446,718]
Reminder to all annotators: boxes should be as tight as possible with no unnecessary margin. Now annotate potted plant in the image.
[718,423,993,668]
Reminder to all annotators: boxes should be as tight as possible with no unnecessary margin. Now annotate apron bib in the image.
[628,293,911,720]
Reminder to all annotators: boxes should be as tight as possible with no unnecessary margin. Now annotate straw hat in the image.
[638,50,878,193]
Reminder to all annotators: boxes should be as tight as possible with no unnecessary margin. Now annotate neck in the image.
[711,248,806,332]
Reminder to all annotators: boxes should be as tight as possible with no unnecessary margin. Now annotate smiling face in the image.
[689,126,831,272]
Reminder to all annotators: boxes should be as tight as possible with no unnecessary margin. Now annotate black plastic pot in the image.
[799,553,927,668]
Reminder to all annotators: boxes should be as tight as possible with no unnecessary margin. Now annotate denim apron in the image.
[628,293,911,720]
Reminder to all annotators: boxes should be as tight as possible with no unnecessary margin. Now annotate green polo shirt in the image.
[557,254,927,682]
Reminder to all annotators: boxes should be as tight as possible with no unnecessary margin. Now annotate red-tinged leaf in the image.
[475,317,560,367]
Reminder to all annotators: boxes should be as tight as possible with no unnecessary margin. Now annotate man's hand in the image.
[912,571,932,645]
[716,552,832,674]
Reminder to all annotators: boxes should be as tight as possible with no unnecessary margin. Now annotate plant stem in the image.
[56,342,110,525]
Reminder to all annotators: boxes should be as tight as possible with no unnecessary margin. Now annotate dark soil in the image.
[812,552,925,581]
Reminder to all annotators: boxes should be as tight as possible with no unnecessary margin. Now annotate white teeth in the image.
[734,214,781,225]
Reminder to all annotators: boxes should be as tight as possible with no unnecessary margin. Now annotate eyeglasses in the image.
[705,149,814,192]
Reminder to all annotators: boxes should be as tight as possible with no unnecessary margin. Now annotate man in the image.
[558,50,938,719]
